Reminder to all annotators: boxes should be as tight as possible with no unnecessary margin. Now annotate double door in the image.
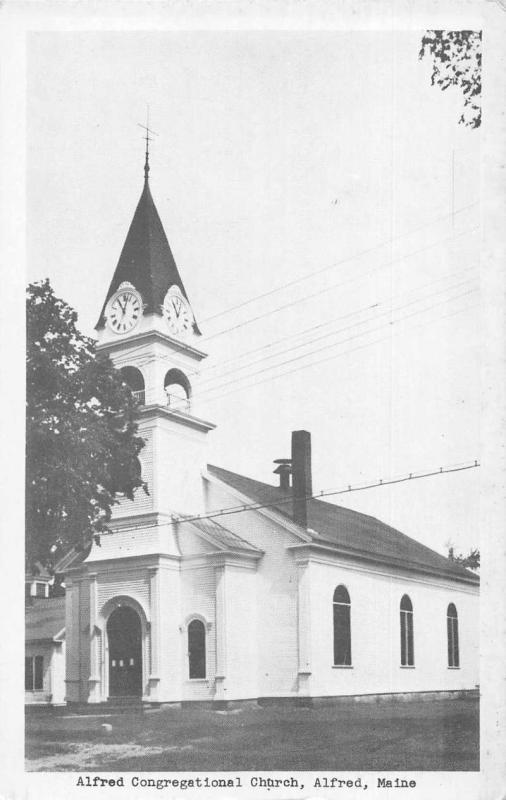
[107,606,142,697]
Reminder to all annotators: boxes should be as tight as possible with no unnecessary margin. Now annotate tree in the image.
[419,30,482,129]
[447,545,480,571]
[26,279,146,572]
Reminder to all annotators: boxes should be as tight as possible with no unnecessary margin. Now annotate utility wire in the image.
[165,460,480,527]
[137,279,475,400]
[199,226,477,343]
[131,227,478,383]
[195,273,476,388]
[114,219,478,371]
[106,459,479,536]
[193,264,476,381]
[201,201,478,324]
[172,285,477,407]
[188,297,478,409]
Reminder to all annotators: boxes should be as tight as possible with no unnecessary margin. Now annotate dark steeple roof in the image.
[96,172,200,332]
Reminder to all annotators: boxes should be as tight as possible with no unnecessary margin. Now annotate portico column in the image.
[88,572,101,703]
[296,559,312,695]
[214,564,227,701]
[148,566,160,699]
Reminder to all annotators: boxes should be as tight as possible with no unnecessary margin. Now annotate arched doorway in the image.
[107,605,142,697]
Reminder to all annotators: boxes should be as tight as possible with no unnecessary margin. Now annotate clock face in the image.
[163,292,192,337]
[107,291,142,334]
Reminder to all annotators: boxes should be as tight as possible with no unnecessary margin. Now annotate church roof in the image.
[25,597,66,642]
[206,465,479,585]
[189,516,262,553]
[96,177,199,332]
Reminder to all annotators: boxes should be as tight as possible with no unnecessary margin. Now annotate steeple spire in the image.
[96,124,201,335]
[137,109,158,184]
[144,130,150,183]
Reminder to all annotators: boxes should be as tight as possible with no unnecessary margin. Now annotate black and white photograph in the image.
[1,1,505,798]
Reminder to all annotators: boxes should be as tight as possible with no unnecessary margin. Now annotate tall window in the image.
[447,603,460,667]
[25,655,43,691]
[188,619,206,679]
[400,594,414,666]
[333,585,352,666]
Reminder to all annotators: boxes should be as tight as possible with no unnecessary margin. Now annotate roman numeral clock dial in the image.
[106,289,142,334]
[162,289,192,337]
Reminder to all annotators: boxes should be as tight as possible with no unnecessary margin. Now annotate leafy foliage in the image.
[419,30,481,128]
[448,546,480,571]
[26,280,146,571]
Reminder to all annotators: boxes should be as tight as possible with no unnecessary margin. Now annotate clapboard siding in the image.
[97,571,150,611]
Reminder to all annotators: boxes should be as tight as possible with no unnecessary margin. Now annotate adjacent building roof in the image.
[25,598,66,642]
[96,176,199,333]
[206,465,479,585]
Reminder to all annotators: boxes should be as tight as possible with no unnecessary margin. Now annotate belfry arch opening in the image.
[164,368,191,412]
[106,605,142,697]
[119,366,145,405]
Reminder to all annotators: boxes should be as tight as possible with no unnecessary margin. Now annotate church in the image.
[26,147,479,708]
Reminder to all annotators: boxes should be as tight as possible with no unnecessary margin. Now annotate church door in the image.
[107,606,142,697]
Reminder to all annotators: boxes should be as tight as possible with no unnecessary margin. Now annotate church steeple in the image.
[94,140,215,516]
[96,147,199,333]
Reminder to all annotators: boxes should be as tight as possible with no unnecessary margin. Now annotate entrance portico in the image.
[93,594,151,703]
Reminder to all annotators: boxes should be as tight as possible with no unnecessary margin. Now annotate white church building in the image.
[27,150,479,708]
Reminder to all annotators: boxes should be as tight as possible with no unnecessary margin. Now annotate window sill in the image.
[187,678,208,683]
[400,666,416,669]
[447,666,461,670]
[332,665,353,669]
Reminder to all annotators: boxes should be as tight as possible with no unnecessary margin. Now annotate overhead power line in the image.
[193,263,476,383]
[128,226,478,383]
[200,201,478,324]
[170,284,477,408]
[137,282,475,408]
[199,225,477,343]
[103,459,480,537]
[169,460,481,527]
[116,220,478,373]
[195,272,476,388]
[190,298,478,408]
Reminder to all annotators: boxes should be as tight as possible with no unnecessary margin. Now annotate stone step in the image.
[59,697,158,715]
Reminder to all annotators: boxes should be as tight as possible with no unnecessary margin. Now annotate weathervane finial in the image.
[137,106,158,184]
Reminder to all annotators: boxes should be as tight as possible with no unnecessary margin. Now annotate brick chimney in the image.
[291,430,312,528]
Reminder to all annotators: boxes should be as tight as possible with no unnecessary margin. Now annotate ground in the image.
[25,695,479,772]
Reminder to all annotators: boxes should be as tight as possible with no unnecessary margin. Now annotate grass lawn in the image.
[25,695,479,772]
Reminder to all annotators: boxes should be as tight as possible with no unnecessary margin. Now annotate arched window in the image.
[164,368,191,412]
[188,619,206,679]
[400,594,414,666]
[333,585,352,666]
[119,366,145,404]
[447,603,460,668]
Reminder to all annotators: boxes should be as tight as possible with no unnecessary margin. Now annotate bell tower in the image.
[94,141,215,521]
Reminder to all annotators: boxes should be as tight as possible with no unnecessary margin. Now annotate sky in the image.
[27,30,481,558]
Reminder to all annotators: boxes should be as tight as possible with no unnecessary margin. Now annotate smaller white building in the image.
[25,598,66,706]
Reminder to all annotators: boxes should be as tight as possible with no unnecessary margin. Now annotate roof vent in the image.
[273,458,292,492]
